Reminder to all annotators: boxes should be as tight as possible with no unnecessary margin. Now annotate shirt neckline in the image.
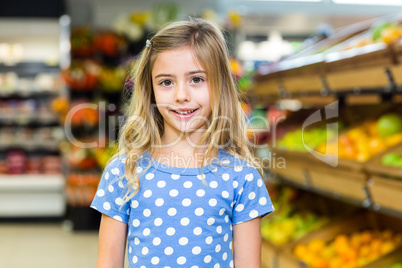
[142,146,226,175]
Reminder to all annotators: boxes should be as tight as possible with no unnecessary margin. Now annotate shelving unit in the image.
[0,16,70,218]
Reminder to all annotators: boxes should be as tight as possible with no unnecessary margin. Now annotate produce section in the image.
[250,12,402,268]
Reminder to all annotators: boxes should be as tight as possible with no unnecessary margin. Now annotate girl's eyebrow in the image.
[154,70,206,79]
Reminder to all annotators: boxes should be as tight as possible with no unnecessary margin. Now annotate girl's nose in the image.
[175,83,191,103]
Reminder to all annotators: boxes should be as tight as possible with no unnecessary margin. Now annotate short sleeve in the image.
[232,167,274,225]
[90,157,130,223]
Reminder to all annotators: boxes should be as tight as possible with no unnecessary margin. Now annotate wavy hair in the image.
[110,17,262,204]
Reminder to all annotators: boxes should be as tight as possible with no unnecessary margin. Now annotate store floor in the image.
[0,222,105,268]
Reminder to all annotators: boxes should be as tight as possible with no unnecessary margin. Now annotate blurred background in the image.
[2,0,402,267]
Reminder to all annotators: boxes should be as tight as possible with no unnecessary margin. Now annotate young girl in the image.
[91,17,274,268]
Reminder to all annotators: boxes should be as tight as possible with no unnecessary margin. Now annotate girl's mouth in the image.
[171,108,199,118]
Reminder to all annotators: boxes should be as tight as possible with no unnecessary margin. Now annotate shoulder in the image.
[218,148,261,177]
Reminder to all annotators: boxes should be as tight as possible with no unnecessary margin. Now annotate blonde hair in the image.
[111,17,262,203]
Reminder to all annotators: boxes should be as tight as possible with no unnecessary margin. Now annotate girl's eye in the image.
[160,80,173,87]
[191,77,204,84]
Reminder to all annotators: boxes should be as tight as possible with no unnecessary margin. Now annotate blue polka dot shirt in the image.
[91,147,274,267]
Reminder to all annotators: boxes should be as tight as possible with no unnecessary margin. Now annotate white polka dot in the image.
[184,181,192,188]
[223,252,228,261]
[214,264,220,268]
[222,173,230,180]
[143,190,152,198]
[143,209,151,217]
[196,189,205,197]
[169,189,179,197]
[177,256,186,265]
[229,241,233,250]
[224,233,229,241]
[219,208,225,216]
[143,228,151,236]
[171,174,180,180]
[103,202,111,210]
[131,200,139,208]
[210,181,218,188]
[249,192,256,200]
[225,215,229,223]
[216,226,222,234]
[168,208,177,216]
[142,247,149,255]
[245,173,254,181]
[180,217,190,226]
[151,257,159,265]
[193,227,202,235]
[112,168,120,175]
[215,244,221,252]
[166,227,175,236]
[136,166,143,173]
[195,208,204,216]
[132,255,138,263]
[165,247,174,255]
[179,237,188,245]
[222,191,229,198]
[192,246,201,255]
[118,181,124,188]
[113,215,122,221]
[157,180,166,188]
[154,218,163,226]
[233,181,238,188]
[258,179,264,187]
[229,260,233,267]
[234,166,243,172]
[222,159,230,165]
[115,198,123,206]
[153,237,161,246]
[209,199,217,207]
[259,197,267,205]
[105,172,109,180]
[205,236,213,244]
[121,158,126,163]
[250,210,259,217]
[134,237,140,245]
[207,217,215,225]
[235,204,244,212]
[155,198,164,207]
[129,246,132,253]
[197,174,205,180]
[182,198,191,207]
[96,189,105,197]
[204,255,212,263]
[108,185,114,193]
[145,173,154,180]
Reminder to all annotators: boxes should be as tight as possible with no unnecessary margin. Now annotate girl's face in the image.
[152,47,212,141]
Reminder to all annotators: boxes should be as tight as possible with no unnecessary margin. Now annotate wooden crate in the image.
[308,162,368,201]
[262,239,278,268]
[254,78,281,96]
[389,64,402,87]
[282,74,324,94]
[270,149,313,186]
[364,143,402,212]
[326,66,390,92]
[279,211,402,268]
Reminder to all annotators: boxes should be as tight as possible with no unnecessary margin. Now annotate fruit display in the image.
[316,113,402,162]
[277,126,338,153]
[97,66,127,93]
[66,172,100,207]
[391,264,402,268]
[261,185,333,246]
[292,229,402,268]
[381,153,402,168]
[62,60,99,91]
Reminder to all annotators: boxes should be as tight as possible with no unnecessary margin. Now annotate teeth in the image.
[175,109,195,115]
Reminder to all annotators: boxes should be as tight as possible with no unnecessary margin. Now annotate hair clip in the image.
[146,39,152,48]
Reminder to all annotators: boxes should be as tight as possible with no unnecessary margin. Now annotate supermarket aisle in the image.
[0,223,99,268]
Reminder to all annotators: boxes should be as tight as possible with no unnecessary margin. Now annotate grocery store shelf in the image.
[0,174,65,191]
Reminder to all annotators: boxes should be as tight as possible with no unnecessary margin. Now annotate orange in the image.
[381,27,402,44]
[360,230,373,244]
[308,239,327,254]
[293,244,309,259]
[380,240,396,255]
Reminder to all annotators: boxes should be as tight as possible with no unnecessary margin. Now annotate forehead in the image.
[151,47,205,75]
